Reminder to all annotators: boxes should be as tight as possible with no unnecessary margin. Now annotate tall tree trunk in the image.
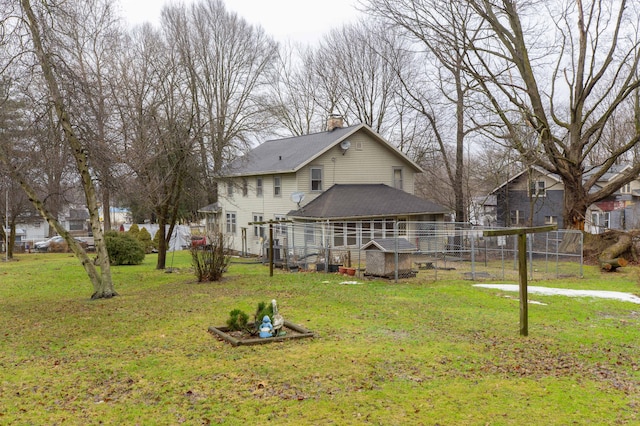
[454,59,466,223]
[102,187,111,232]
[563,178,588,231]
[8,222,16,259]
[21,0,115,299]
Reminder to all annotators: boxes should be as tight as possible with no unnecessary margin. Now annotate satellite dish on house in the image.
[340,140,351,154]
[290,191,305,207]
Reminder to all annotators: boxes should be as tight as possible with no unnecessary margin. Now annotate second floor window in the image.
[311,167,322,191]
[529,180,546,197]
[256,177,263,197]
[242,179,248,197]
[621,183,632,194]
[393,168,403,190]
[227,181,233,197]
[274,176,281,197]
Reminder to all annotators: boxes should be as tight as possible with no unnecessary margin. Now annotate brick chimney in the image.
[326,114,344,131]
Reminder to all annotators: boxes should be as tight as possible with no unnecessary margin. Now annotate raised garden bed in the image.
[208,320,315,347]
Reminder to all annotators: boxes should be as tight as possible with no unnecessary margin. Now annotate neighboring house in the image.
[585,164,640,233]
[490,165,564,228]
[15,205,94,246]
[63,207,91,235]
[488,164,640,233]
[204,117,450,255]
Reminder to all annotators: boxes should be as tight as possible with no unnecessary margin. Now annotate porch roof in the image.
[287,184,450,220]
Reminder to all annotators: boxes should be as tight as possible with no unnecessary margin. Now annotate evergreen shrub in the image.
[104,230,145,265]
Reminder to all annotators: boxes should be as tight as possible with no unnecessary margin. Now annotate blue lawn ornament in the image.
[259,315,273,338]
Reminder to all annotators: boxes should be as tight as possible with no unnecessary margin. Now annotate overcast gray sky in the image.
[118,0,363,44]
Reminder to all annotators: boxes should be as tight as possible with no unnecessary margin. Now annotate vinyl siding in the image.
[296,131,416,195]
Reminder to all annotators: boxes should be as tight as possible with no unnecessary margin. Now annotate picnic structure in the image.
[483,225,557,336]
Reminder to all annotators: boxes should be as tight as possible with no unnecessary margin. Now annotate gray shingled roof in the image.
[224,125,360,176]
[287,184,450,219]
[197,202,222,213]
[224,124,423,176]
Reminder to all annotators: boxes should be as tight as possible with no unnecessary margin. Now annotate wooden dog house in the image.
[361,238,416,277]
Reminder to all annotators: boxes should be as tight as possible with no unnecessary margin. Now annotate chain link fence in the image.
[256,221,583,282]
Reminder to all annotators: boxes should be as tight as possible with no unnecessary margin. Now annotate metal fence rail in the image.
[257,221,583,281]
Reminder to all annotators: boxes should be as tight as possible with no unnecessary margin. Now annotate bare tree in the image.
[267,43,326,136]
[312,20,408,135]
[115,23,198,269]
[365,0,484,223]
[462,0,640,230]
[55,0,124,232]
[14,0,115,298]
[162,0,278,204]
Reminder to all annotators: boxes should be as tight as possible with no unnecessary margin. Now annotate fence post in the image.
[394,221,399,283]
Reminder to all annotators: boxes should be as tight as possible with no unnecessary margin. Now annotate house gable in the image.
[490,166,564,227]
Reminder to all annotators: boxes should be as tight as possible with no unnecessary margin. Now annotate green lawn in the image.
[1,252,638,425]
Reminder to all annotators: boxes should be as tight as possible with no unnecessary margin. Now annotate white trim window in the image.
[256,177,263,197]
[226,212,237,234]
[621,183,632,194]
[529,180,546,197]
[274,176,282,197]
[253,213,264,238]
[304,223,315,243]
[274,214,287,235]
[510,210,526,226]
[393,168,403,190]
[311,167,323,191]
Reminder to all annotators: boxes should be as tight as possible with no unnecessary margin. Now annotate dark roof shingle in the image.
[225,125,360,176]
[288,184,450,219]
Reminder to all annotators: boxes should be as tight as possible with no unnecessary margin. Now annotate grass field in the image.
[1,252,639,425]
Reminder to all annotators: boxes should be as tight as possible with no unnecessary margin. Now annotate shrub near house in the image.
[104,231,145,265]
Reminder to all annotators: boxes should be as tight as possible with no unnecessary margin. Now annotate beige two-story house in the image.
[201,118,449,255]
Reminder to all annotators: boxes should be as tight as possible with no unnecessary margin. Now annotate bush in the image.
[225,302,273,335]
[152,230,160,251]
[127,224,140,239]
[226,309,249,331]
[137,227,153,253]
[191,232,231,282]
[104,231,145,265]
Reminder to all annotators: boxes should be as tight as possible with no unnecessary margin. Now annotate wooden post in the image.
[269,223,274,277]
[484,225,556,336]
[248,219,293,278]
[517,233,527,336]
